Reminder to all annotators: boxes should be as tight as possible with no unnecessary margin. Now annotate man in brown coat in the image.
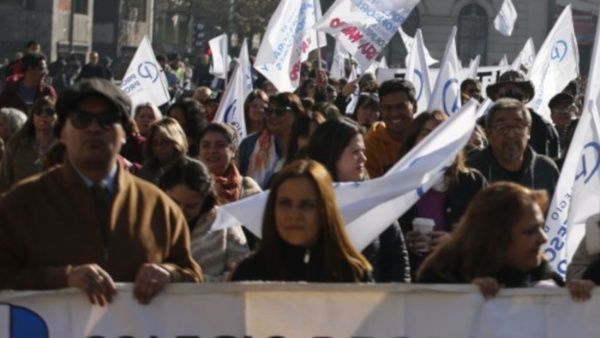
[0,79,203,305]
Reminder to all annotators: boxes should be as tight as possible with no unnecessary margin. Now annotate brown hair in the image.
[417,182,548,282]
[243,89,268,132]
[259,159,372,281]
[145,117,188,166]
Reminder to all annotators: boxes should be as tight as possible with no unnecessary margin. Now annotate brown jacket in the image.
[365,122,403,179]
[0,161,203,290]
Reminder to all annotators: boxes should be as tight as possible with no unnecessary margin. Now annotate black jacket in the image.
[529,109,561,159]
[362,221,411,282]
[467,146,559,198]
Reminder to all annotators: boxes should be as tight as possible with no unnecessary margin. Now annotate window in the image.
[74,0,88,14]
[123,0,147,22]
[457,4,488,65]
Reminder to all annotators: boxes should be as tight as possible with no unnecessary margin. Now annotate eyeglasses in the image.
[492,124,529,136]
[265,106,292,117]
[33,107,56,117]
[68,110,122,129]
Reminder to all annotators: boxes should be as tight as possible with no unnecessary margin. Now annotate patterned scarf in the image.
[246,129,279,188]
[214,163,241,204]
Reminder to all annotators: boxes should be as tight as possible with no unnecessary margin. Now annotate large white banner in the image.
[209,33,229,79]
[543,6,600,276]
[330,40,349,80]
[3,284,600,338]
[405,29,433,113]
[315,0,420,71]
[527,5,579,121]
[120,36,170,109]
[399,26,438,67]
[428,26,461,115]
[213,39,252,141]
[254,0,326,92]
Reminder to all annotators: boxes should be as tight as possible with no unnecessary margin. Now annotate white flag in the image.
[511,38,536,72]
[315,0,419,71]
[120,36,170,109]
[213,39,252,142]
[399,26,438,67]
[344,64,359,115]
[494,0,518,36]
[465,55,481,80]
[498,54,509,67]
[254,0,326,92]
[216,100,478,250]
[330,41,349,80]
[209,34,229,79]
[406,29,433,114]
[543,9,600,277]
[527,5,579,121]
[429,27,461,115]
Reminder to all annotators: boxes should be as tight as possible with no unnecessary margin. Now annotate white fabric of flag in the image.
[344,64,359,115]
[465,55,480,81]
[543,8,600,277]
[213,39,252,142]
[215,99,478,251]
[406,29,433,114]
[428,27,461,115]
[209,34,229,79]
[399,26,438,67]
[330,41,349,80]
[527,5,579,121]
[120,36,170,109]
[315,0,419,71]
[511,38,536,71]
[254,0,326,92]
[494,0,518,36]
[498,54,509,67]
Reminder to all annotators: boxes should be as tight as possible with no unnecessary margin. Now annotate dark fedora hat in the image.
[486,70,535,102]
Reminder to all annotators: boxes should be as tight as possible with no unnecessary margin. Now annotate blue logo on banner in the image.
[442,78,459,115]
[576,141,600,184]
[413,69,424,100]
[224,99,237,123]
[137,62,160,83]
[551,40,568,62]
[1,304,48,338]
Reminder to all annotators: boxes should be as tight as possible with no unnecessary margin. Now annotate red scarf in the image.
[214,164,241,204]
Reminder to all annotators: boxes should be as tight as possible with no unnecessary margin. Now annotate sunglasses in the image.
[68,110,122,129]
[265,106,292,117]
[33,107,56,117]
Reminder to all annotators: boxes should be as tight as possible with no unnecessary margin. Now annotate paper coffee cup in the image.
[412,217,436,234]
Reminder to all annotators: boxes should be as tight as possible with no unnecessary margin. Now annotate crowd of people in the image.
[0,40,598,306]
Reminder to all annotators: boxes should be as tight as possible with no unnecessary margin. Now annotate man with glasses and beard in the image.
[485,70,560,159]
[0,79,202,306]
[468,98,559,198]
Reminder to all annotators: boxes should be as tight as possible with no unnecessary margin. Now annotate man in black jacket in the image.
[468,98,559,198]
[486,70,560,159]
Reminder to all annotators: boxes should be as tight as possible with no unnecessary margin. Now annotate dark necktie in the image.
[90,183,111,259]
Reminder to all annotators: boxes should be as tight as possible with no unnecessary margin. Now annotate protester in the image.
[398,111,487,278]
[468,98,559,197]
[0,107,27,159]
[365,79,417,178]
[166,98,208,157]
[229,159,373,282]
[418,182,593,301]
[238,92,307,188]
[285,112,326,165]
[159,158,249,282]
[352,92,380,129]
[0,96,57,192]
[119,115,146,166]
[306,118,411,282]
[298,78,317,100]
[5,40,41,77]
[243,89,268,135]
[76,52,110,81]
[465,124,488,155]
[486,70,560,158]
[460,78,483,104]
[0,79,202,305]
[548,93,578,167]
[198,122,261,204]
[134,102,162,138]
[0,53,56,113]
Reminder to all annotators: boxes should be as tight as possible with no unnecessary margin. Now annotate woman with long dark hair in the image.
[230,160,372,282]
[305,117,410,282]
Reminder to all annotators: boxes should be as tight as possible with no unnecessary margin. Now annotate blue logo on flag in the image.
[137,62,160,83]
[551,40,568,62]
[1,304,48,338]
[224,99,237,123]
[576,141,600,184]
[442,78,459,115]
[413,69,424,101]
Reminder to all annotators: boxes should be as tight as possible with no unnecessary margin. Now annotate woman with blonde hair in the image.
[137,117,188,185]
[418,182,593,301]
[230,159,372,282]
[133,102,162,138]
